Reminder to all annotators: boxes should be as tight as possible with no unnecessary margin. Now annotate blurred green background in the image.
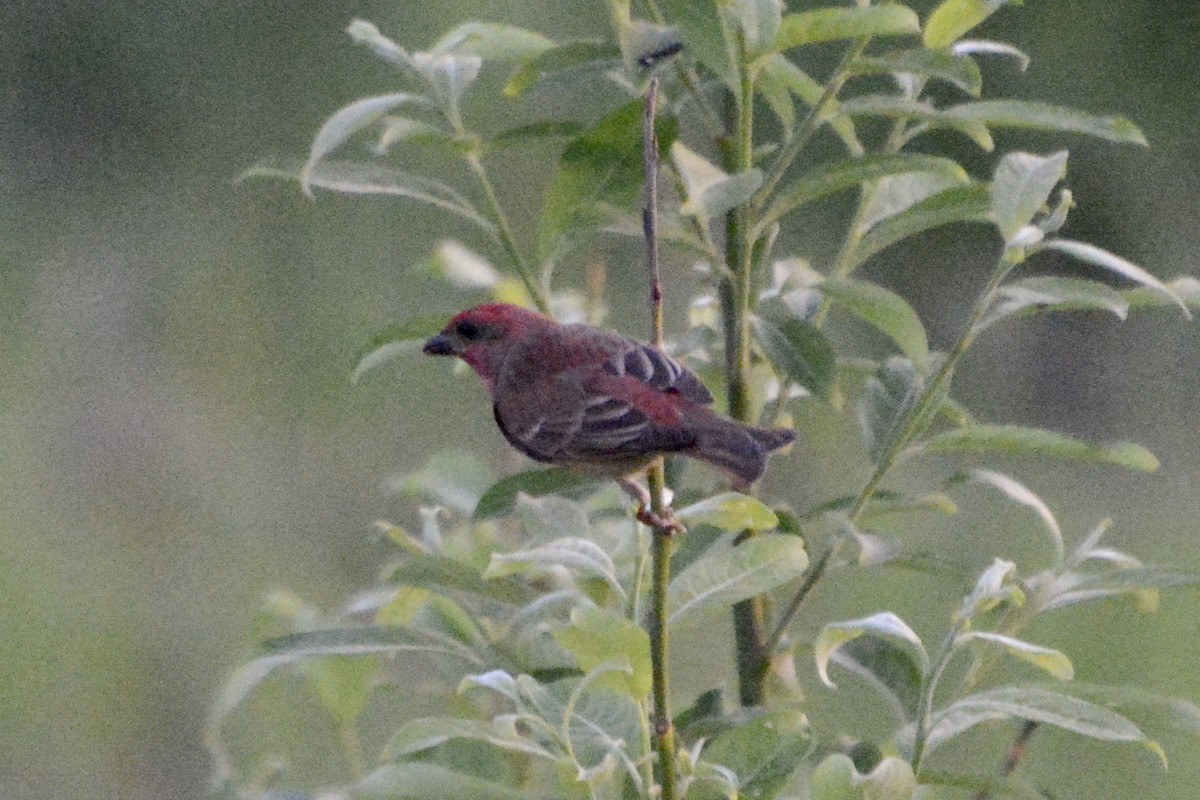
[3,2,1198,798]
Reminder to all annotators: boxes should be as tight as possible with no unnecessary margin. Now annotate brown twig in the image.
[642,75,679,800]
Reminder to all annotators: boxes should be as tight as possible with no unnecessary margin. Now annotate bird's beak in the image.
[423,332,461,356]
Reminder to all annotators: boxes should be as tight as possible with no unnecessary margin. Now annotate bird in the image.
[422,303,794,505]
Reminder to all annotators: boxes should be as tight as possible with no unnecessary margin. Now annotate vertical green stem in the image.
[718,29,772,707]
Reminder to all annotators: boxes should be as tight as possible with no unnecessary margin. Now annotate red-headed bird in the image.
[423,303,794,492]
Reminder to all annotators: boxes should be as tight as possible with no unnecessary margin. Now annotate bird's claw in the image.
[635,503,684,536]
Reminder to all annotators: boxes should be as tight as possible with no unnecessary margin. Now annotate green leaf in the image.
[538,101,676,263]
[351,315,450,383]
[503,40,620,98]
[1037,239,1191,317]
[431,22,555,61]
[979,276,1130,331]
[958,558,1023,620]
[659,0,735,87]
[829,635,925,721]
[859,172,965,231]
[811,753,858,800]
[485,537,623,596]
[473,467,600,519]
[382,716,555,761]
[759,54,862,153]
[945,100,1148,145]
[1043,567,1200,611]
[856,357,925,463]
[956,632,1074,681]
[489,120,586,145]
[247,158,494,234]
[815,612,929,689]
[923,687,1162,764]
[775,6,921,50]
[728,0,783,56]
[915,425,1160,472]
[924,0,1013,49]
[700,709,812,799]
[962,468,1064,564]
[260,626,482,663]
[750,313,837,399]
[395,450,498,514]
[848,184,992,270]
[672,142,763,220]
[675,492,780,532]
[1124,276,1200,312]
[667,535,808,625]
[836,95,994,150]
[375,116,453,152]
[849,47,982,96]
[302,655,379,727]
[552,607,651,698]
[388,554,534,606]
[821,278,930,370]
[346,19,411,69]
[300,94,430,193]
[763,153,968,230]
[989,151,1068,244]
[358,763,543,800]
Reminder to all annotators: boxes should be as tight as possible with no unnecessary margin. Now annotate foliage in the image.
[219,2,1199,799]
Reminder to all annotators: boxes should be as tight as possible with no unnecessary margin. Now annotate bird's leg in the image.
[617,478,683,536]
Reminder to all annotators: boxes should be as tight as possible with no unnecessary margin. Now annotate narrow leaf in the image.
[848,184,992,270]
[821,278,930,370]
[358,763,541,800]
[247,158,494,233]
[750,314,836,399]
[667,536,808,625]
[485,536,618,585]
[473,468,600,519]
[1038,239,1190,316]
[388,554,533,606]
[300,94,429,193]
[432,22,555,61]
[915,425,1160,472]
[503,40,620,98]
[952,39,1030,71]
[351,316,450,383]
[829,635,925,721]
[346,19,411,69]
[382,716,555,761]
[1124,276,1200,312]
[700,710,812,798]
[675,492,780,532]
[759,54,861,152]
[856,357,924,464]
[775,6,921,51]
[924,0,1012,49]
[553,607,651,698]
[945,100,1148,145]
[964,468,1063,565]
[672,142,762,219]
[956,632,1074,680]
[849,47,983,96]
[815,612,929,689]
[764,153,968,229]
[924,686,1158,759]
[989,151,1068,243]
[979,276,1130,331]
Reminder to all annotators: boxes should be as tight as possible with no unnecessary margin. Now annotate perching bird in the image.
[422,303,794,493]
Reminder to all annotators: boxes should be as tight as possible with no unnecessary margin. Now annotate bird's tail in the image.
[688,413,795,491]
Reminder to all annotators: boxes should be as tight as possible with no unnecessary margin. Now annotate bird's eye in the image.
[455,319,482,340]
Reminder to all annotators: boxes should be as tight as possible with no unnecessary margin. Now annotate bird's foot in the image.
[618,478,684,536]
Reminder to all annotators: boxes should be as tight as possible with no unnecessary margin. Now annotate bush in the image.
[213,3,1199,798]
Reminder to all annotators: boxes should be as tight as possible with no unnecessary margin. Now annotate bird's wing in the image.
[609,339,714,405]
[495,370,696,463]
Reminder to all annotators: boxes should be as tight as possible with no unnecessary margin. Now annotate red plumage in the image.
[423,303,794,490]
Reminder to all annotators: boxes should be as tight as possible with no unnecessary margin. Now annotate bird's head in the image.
[423,303,549,384]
